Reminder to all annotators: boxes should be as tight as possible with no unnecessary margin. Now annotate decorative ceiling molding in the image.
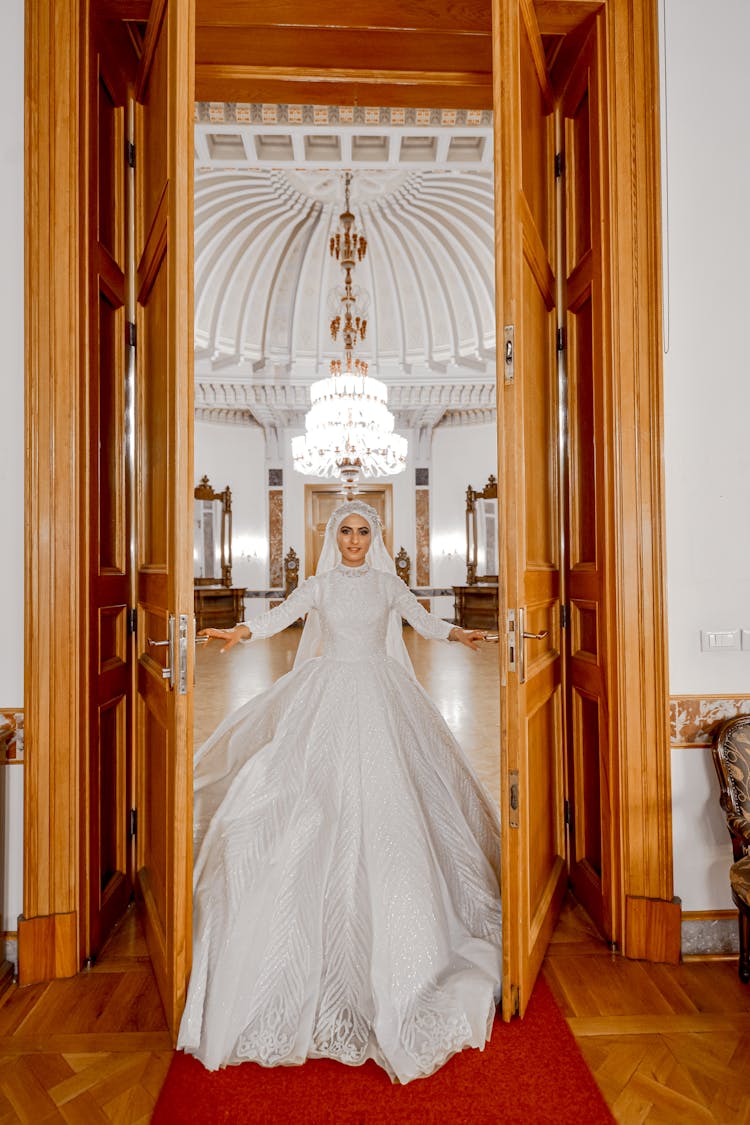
[193,105,497,440]
[194,380,496,434]
[194,407,259,427]
[194,168,495,378]
[196,103,492,129]
[195,381,495,410]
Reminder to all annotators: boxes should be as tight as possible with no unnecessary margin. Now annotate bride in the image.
[177,500,502,1084]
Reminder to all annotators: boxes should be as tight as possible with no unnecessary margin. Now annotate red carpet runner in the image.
[153,977,614,1124]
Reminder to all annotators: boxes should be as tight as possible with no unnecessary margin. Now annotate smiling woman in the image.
[180,500,501,1081]
[336,513,371,566]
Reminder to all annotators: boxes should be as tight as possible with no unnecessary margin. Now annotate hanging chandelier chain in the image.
[294,171,407,489]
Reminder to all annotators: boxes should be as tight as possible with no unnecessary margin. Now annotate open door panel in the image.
[132,0,195,1038]
[494,0,567,1017]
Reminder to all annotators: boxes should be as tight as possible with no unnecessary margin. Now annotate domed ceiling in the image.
[193,106,497,444]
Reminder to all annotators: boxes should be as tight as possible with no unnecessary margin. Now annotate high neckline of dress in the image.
[335,562,371,577]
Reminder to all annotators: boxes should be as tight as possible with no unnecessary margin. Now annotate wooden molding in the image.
[534,1,603,34]
[194,0,492,34]
[623,896,681,963]
[96,1,152,16]
[17,912,78,985]
[671,693,750,702]
[0,960,13,1000]
[195,69,492,109]
[23,0,85,973]
[197,64,488,87]
[681,909,738,922]
[602,0,674,948]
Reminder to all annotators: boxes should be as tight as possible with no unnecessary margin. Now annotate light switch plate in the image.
[741,629,750,652]
[700,629,741,652]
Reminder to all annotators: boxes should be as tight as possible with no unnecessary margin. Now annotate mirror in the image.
[466,475,499,584]
[194,475,232,587]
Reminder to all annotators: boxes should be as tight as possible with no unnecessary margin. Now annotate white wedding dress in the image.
[177,562,502,1084]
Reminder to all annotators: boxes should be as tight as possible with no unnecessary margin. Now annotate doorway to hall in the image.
[190,94,504,863]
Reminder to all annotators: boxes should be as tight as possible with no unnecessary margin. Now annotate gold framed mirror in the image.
[466,475,499,585]
[194,475,232,587]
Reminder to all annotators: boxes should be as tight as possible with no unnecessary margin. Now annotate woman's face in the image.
[336,514,372,566]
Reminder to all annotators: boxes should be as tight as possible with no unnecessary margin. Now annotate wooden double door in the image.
[84,0,194,1035]
[69,0,669,1037]
[496,1,615,1013]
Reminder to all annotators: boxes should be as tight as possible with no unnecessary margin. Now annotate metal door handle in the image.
[484,632,500,643]
[147,618,175,685]
[518,610,549,684]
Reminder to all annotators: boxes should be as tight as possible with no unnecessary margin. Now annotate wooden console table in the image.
[194,586,247,632]
[453,584,499,630]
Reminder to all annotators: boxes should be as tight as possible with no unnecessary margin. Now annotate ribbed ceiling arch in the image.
[194,168,496,379]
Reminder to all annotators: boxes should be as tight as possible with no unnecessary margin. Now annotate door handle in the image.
[484,632,500,643]
[518,609,548,685]
[147,616,175,685]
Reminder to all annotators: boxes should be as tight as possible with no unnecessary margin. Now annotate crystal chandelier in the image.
[292,173,407,493]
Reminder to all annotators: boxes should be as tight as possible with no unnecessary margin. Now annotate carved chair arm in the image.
[720,804,750,861]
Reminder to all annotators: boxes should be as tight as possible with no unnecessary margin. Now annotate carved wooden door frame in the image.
[22,0,674,989]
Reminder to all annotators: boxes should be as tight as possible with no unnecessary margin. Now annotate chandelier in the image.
[292,173,407,493]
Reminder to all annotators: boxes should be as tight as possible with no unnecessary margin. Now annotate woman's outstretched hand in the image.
[448,627,486,652]
[198,625,251,653]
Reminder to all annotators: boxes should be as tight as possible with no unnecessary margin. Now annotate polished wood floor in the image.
[544,901,750,1124]
[2,632,749,1122]
[0,912,171,1123]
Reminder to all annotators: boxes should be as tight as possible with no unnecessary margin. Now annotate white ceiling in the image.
[193,105,497,446]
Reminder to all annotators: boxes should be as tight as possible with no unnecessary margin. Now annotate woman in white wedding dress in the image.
[177,500,502,1084]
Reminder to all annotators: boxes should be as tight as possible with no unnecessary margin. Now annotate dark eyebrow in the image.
[340,523,369,532]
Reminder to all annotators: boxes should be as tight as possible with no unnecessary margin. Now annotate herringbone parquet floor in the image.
[544,901,750,1124]
[0,913,171,1123]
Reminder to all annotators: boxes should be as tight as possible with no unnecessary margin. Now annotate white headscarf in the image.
[293,500,414,674]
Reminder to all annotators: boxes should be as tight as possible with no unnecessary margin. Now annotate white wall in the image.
[0,0,24,707]
[661,0,750,909]
[0,0,24,953]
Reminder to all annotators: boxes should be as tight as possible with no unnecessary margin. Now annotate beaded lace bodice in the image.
[243,563,452,663]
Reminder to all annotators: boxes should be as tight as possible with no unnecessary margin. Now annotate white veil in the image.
[293,499,414,675]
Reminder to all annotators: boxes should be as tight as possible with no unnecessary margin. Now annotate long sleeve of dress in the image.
[389,576,453,641]
[241,577,318,640]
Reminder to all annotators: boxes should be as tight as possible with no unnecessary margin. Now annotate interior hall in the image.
[1,1,749,1121]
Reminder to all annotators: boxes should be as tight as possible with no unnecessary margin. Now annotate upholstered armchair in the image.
[711,715,750,982]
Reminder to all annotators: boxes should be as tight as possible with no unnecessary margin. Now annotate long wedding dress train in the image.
[177,563,502,1084]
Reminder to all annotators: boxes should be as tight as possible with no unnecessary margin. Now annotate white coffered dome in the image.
[194,167,496,380]
[193,107,497,439]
